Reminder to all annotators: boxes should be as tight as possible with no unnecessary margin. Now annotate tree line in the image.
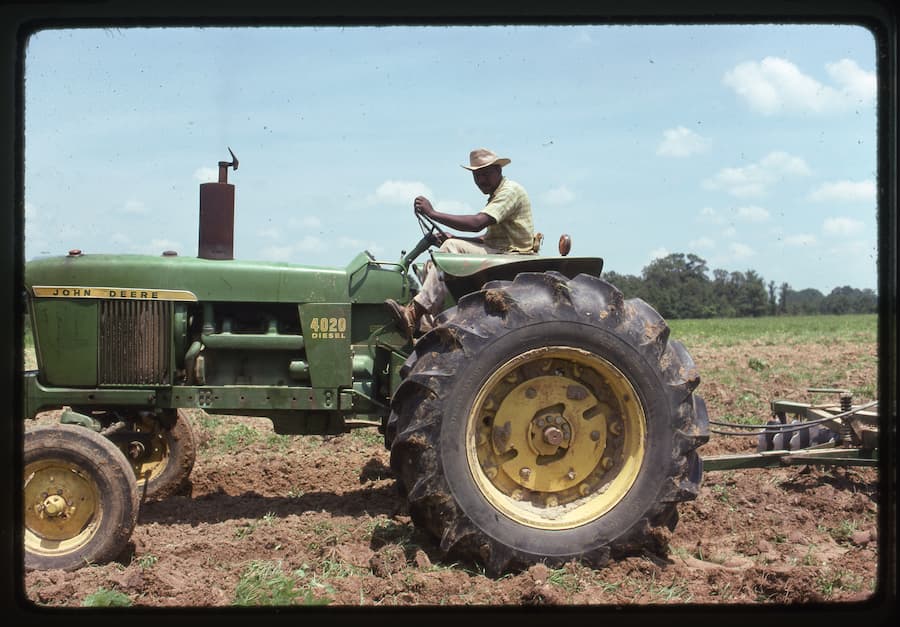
[603,253,878,320]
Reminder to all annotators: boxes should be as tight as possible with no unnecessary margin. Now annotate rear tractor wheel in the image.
[387,272,708,575]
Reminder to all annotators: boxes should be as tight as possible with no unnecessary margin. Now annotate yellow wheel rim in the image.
[23,459,102,557]
[123,415,170,487]
[466,346,646,530]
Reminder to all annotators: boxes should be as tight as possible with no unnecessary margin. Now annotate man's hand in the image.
[413,196,435,218]
[431,228,450,246]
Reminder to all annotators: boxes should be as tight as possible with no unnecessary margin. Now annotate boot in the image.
[384,298,422,339]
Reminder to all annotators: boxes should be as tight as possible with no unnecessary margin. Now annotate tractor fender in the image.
[432,251,604,301]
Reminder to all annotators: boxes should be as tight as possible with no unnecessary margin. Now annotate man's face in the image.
[472,165,502,195]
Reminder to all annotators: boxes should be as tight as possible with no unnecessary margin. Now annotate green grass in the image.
[668,314,876,347]
[350,427,385,446]
[82,588,133,607]
[203,422,261,453]
[232,560,331,606]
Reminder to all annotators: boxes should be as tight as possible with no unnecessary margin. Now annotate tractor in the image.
[21,150,709,575]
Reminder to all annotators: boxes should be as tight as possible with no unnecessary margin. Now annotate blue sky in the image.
[23,24,878,294]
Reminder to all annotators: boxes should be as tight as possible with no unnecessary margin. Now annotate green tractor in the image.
[21,151,708,575]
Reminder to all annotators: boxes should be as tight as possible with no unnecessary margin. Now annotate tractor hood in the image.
[24,253,350,303]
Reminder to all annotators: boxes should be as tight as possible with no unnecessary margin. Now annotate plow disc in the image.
[702,388,879,472]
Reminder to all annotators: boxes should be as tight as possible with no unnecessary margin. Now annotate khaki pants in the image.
[413,238,500,314]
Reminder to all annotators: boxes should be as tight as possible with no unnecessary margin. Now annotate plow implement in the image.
[702,388,879,472]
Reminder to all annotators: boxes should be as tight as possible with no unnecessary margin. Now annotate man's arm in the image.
[414,196,496,233]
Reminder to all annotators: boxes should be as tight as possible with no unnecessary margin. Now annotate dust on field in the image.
[21,339,881,608]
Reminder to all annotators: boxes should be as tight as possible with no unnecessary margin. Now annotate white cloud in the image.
[703,151,811,197]
[722,226,737,238]
[542,185,576,206]
[823,216,865,236]
[648,247,669,261]
[729,242,755,259]
[735,205,770,222]
[121,199,148,215]
[698,206,726,225]
[688,236,715,250]
[257,235,328,262]
[808,179,876,204]
[656,126,711,157]
[784,233,818,246]
[826,59,878,103]
[371,180,432,205]
[193,166,218,183]
[295,235,327,253]
[258,245,295,262]
[257,227,281,239]
[723,57,875,115]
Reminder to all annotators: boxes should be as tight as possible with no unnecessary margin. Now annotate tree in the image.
[640,253,715,319]
[821,286,878,314]
[786,288,825,315]
[602,271,643,299]
[737,270,769,317]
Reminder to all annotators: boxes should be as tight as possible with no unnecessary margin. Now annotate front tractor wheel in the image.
[387,272,709,575]
[23,424,140,571]
[122,409,197,500]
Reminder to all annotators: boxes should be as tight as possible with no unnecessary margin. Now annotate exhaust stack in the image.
[198,147,238,260]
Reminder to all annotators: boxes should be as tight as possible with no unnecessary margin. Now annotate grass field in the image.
[668,313,877,347]
[667,314,878,426]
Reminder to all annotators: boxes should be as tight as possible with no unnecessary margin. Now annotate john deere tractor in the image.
[21,151,708,575]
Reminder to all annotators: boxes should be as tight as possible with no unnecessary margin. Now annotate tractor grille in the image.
[98,300,171,385]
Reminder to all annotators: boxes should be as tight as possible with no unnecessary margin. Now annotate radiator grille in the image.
[98,300,171,385]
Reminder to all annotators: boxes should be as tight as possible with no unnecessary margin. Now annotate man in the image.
[385,147,535,338]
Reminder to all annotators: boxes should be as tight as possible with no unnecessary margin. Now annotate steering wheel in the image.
[416,210,445,247]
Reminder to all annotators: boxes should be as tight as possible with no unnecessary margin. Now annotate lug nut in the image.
[519,467,532,481]
[543,426,564,446]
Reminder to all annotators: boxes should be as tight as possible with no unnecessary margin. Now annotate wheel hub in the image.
[24,463,99,542]
[467,346,646,529]
[41,494,69,517]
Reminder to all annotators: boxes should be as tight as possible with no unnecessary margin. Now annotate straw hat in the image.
[461,148,511,171]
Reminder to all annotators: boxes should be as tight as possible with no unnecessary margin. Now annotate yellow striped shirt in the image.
[480,177,535,253]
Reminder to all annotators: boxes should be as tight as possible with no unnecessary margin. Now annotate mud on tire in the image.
[386,272,709,575]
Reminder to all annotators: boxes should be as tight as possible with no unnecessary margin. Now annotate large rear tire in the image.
[24,424,140,571]
[387,272,708,575]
